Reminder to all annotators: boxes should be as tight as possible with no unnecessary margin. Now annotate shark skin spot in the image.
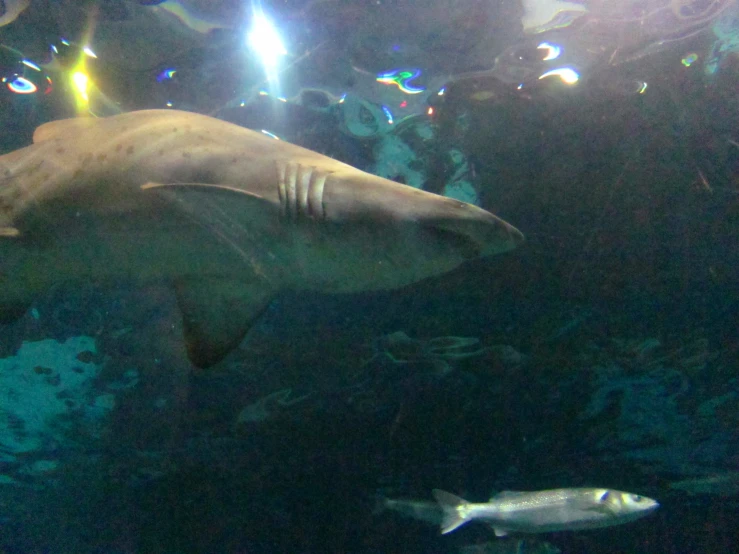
[159,150,165,156]
[172,127,178,133]
[97,153,107,162]
[182,152,191,159]
[40,173,50,181]
[231,158,238,164]
[115,144,123,152]
[126,145,135,155]
[56,147,65,154]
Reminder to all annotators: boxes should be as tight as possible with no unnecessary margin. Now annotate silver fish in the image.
[433,488,659,536]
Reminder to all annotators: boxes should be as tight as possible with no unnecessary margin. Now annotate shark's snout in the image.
[434,204,524,258]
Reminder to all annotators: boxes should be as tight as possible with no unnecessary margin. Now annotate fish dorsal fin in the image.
[33,116,96,143]
[175,278,274,369]
[491,491,526,500]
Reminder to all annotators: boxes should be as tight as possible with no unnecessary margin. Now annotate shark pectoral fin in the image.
[175,278,274,369]
[490,526,508,537]
[141,181,268,203]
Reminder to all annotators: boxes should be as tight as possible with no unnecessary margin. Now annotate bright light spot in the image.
[381,105,394,124]
[248,12,287,70]
[437,87,445,96]
[50,44,59,54]
[60,38,70,46]
[240,101,246,107]
[427,106,434,115]
[261,130,280,140]
[6,76,37,94]
[259,90,269,96]
[156,68,177,83]
[400,100,407,108]
[166,101,173,107]
[539,67,579,84]
[638,81,648,94]
[517,83,524,89]
[277,96,287,102]
[83,46,97,58]
[22,59,42,71]
[537,42,561,61]
[338,94,346,104]
[681,53,698,67]
[72,71,89,101]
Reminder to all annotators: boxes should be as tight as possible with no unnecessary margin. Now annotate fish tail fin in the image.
[433,489,471,534]
[371,494,389,516]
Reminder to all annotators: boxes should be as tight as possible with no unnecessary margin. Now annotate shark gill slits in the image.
[308,172,327,221]
[277,161,327,221]
[283,162,298,220]
[297,165,311,216]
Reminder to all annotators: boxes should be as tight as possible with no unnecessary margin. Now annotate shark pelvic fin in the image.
[175,278,274,369]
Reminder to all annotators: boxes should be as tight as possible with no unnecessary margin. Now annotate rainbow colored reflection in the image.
[4,76,37,94]
[156,68,177,82]
[682,53,698,67]
[376,69,425,94]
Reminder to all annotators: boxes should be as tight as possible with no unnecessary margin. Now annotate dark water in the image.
[1,1,738,553]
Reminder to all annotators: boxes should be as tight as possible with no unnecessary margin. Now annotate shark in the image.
[0,109,523,368]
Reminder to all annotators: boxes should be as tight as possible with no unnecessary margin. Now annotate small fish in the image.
[433,488,658,536]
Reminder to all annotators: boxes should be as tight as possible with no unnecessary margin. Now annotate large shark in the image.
[0,110,523,368]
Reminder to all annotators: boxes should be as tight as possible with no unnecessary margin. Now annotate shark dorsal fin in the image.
[175,278,274,369]
[33,116,96,143]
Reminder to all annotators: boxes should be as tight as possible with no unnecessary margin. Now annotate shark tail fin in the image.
[433,489,471,534]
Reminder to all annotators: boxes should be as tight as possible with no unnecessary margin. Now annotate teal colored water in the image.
[0,1,738,552]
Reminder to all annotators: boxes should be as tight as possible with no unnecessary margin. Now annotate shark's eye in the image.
[599,491,610,502]
[632,495,643,502]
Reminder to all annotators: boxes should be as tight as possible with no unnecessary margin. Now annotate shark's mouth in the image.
[425,226,482,260]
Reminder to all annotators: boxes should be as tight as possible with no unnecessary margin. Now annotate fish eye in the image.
[632,495,643,502]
